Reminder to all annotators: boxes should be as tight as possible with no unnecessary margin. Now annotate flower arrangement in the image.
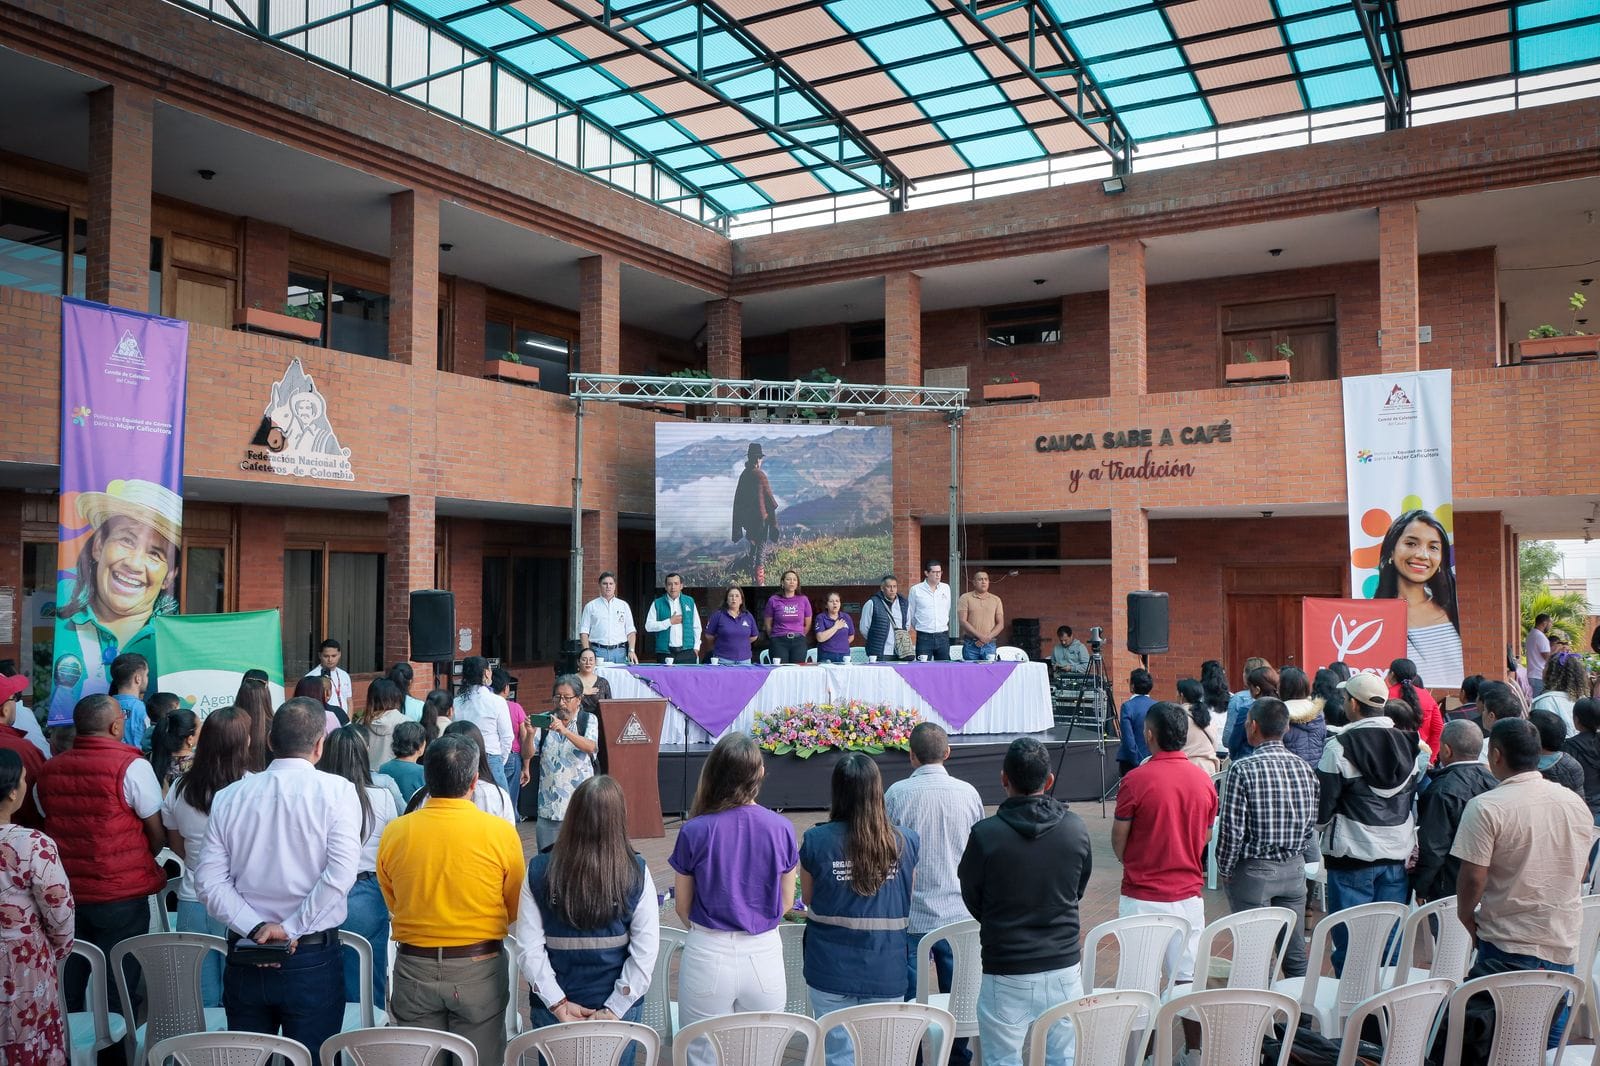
[752,700,921,758]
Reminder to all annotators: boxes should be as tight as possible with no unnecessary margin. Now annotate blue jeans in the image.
[1324,861,1408,974]
[224,938,344,1066]
[976,966,1081,1066]
[811,987,906,1066]
[504,751,523,810]
[486,755,510,792]
[962,640,996,661]
[904,934,972,1066]
[177,899,227,1007]
[341,875,390,1009]
[592,645,628,664]
[530,998,643,1066]
[1470,941,1576,1049]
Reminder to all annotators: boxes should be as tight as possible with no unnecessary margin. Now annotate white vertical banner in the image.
[1341,369,1461,688]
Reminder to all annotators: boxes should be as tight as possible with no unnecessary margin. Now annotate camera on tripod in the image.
[1087,625,1104,651]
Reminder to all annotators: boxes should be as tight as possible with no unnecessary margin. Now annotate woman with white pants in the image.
[669,734,798,1066]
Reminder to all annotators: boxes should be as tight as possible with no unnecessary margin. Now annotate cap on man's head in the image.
[0,674,29,703]
[1339,672,1389,709]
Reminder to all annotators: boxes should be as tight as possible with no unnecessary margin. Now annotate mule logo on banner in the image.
[1303,598,1407,674]
[242,358,354,481]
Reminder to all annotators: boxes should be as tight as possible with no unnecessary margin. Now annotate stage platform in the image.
[656,726,1116,813]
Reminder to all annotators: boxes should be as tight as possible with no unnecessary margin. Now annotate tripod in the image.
[1058,643,1114,817]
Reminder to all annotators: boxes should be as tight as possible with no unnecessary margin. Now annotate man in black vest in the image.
[858,574,909,662]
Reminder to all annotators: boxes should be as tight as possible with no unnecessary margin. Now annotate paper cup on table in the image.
[917,654,930,662]
[772,657,783,665]
[867,655,877,663]
[986,653,998,662]
[663,657,674,666]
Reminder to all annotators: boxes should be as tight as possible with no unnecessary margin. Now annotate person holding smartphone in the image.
[529,677,600,851]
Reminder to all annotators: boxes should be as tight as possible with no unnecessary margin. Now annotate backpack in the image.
[1260,1016,1382,1066]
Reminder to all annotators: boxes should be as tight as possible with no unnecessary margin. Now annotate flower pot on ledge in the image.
[1516,335,1599,363]
[233,307,322,342]
[486,359,542,386]
[982,380,1041,403]
[1225,359,1291,385]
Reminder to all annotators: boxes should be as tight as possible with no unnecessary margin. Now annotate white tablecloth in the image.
[600,662,1052,745]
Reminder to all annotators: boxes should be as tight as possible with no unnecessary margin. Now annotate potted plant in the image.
[1516,292,1597,362]
[233,298,324,342]
[981,372,1041,403]
[796,367,843,420]
[1225,343,1293,384]
[485,350,542,386]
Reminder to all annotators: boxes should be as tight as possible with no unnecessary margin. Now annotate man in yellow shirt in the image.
[378,733,525,1063]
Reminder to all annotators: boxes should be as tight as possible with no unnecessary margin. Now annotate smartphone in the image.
[235,938,291,952]
[527,713,554,729]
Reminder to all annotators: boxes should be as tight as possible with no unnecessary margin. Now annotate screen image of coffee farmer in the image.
[48,479,181,724]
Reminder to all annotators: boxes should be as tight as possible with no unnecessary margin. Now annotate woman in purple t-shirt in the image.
[762,570,813,665]
[814,592,856,664]
[669,734,798,1066]
[702,586,759,665]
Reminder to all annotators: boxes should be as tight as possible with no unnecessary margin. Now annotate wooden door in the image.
[1226,594,1306,673]
[173,269,233,328]
[1285,327,1336,382]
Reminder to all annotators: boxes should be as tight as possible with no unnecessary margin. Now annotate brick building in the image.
[1,0,1596,702]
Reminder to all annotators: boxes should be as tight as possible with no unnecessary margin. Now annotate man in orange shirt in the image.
[378,734,525,1064]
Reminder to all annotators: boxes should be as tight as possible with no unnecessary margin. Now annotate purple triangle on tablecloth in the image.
[625,665,772,737]
[890,662,1018,730]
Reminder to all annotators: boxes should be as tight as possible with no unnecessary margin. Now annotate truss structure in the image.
[569,373,969,413]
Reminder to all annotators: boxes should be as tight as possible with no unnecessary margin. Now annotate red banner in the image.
[1302,597,1408,674]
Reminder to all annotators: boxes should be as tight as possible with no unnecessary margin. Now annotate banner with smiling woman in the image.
[47,299,189,725]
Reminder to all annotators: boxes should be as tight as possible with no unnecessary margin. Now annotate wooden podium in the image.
[597,698,666,839]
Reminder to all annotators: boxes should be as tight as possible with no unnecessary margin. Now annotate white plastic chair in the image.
[1153,989,1299,1066]
[1332,979,1452,1066]
[814,1002,956,1066]
[149,875,183,933]
[1168,907,1296,998]
[1081,914,1190,999]
[914,920,982,1055]
[1204,770,1227,890]
[1562,894,1600,1040]
[671,1011,821,1066]
[1383,896,1475,988]
[147,1031,312,1066]
[778,921,811,1016]
[806,648,819,663]
[947,647,962,661]
[59,940,131,1066]
[111,932,229,1063]
[995,646,1028,662]
[1272,901,1407,1035]
[322,1025,480,1066]
[1023,989,1159,1066]
[1433,970,1585,1066]
[338,930,388,1031]
[641,927,687,1047]
[505,1019,659,1066]
[759,650,771,665]
[504,932,523,1039]
[849,647,868,664]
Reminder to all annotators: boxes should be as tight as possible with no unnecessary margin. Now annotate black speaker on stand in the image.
[1126,591,1169,657]
[1010,617,1042,660]
[557,639,583,676]
[409,590,456,662]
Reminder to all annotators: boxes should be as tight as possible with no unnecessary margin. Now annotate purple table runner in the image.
[624,665,771,737]
[889,661,1018,730]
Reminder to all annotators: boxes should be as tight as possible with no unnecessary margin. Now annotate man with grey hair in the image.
[527,674,600,850]
[1411,719,1497,903]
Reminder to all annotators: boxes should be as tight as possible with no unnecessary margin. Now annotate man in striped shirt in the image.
[1216,696,1319,978]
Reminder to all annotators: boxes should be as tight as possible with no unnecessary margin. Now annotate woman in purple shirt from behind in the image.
[763,569,813,664]
[703,585,759,665]
[814,592,856,664]
[669,734,798,1066]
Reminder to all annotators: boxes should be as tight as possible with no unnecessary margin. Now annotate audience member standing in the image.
[1317,673,1421,971]
[1215,697,1319,979]
[1526,613,1553,696]
[529,676,600,848]
[645,572,702,664]
[109,652,149,749]
[387,662,424,721]
[1534,652,1589,736]
[0,673,45,829]
[304,638,353,714]
[454,656,515,791]
[495,670,527,809]
[380,720,427,802]
[1226,665,1279,760]
[1113,702,1218,999]
[958,737,1092,1066]
[517,776,658,1047]
[1532,708,1586,797]
[37,693,165,1015]
[194,698,360,1063]
[356,678,408,780]
[318,726,397,1011]
[1454,718,1593,1048]
[292,675,343,733]
[1175,678,1221,776]
[1279,666,1329,767]
[1116,668,1156,776]
[906,561,951,661]
[1388,658,1443,759]
[380,735,524,1066]
[236,676,277,768]
[162,705,252,1007]
[420,688,453,744]
[763,570,813,664]
[0,747,74,1066]
[670,734,798,1066]
[884,723,984,1066]
[957,570,1005,661]
[801,755,919,1066]
[1223,656,1271,759]
[428,721,516,823]
[1411,720,1495,904]
[1563,698,1600,825]
[579,572,637,665]
[149,707,199,790]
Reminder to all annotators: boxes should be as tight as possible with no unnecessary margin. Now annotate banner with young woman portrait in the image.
[1341,368,1461,689]
[48,298,189,724]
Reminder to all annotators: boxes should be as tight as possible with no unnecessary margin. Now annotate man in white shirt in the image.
[195,697,361,1063]
[579,571,637,664]
[1525,613,1552,696]
[644,572,703,663]
[906,560,952,660]
[303,638,353,712]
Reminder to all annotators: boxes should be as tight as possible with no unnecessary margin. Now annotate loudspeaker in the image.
[409,590,456,662]
[1126,591,1169,655]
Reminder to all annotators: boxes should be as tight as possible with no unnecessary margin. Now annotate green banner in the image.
[155,610,284,716]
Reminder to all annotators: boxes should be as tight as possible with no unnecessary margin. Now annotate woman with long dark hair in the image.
[454,655,514,791]
[420,687,453,744]
[1386,657,1443,759]
[1313,667,1349,728]
[236,675,277,771]
[670,734,798,1066]
[1175,678,1221,775]
[408,720,516,823]
[800,754,919,1065]
[1226,665,1279,759]
[1279,666,1328,767]
[517,776,659,1066]
[1199,661,1232,725]
[387,662,424,721]
[292,674,343,736]
[356,678,408,775]
[1373,509,1463,689]
[149,707,199,789]
[161,705,251,1006]
[318,725,396,1009]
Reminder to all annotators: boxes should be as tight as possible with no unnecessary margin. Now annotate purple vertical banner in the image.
[47,297,189,725]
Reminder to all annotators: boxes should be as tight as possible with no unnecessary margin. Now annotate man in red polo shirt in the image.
[0,673,44,829]
[1113,701,1218,994]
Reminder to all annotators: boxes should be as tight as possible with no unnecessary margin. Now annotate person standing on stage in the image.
[644,573,702,664]
[580,572,637,665]
[907,561,951,661]
[731,442,780,586]
[763,570,812,665]
[813,593,856,664]
[703,586,759,665]
[859,575,909,662]
[957,571,1006,661]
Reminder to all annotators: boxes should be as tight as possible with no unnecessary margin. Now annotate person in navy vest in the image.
[801,753,920,1066]
[858,575,909,662]
[516,775,660,1066]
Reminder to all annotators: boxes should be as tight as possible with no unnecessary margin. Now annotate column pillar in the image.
[386,495,437,685]
[1379,201,1420,373]
[885,272,922,386]
[448,277,487,377]
[1108,239,1147,397]
[579,254,621,375]
[240,219,290,313]
[1109,504,1150,679]
[389,190,440,366]
[577,254,622,593]
[85,84,154,309]
[705,298,742,380]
